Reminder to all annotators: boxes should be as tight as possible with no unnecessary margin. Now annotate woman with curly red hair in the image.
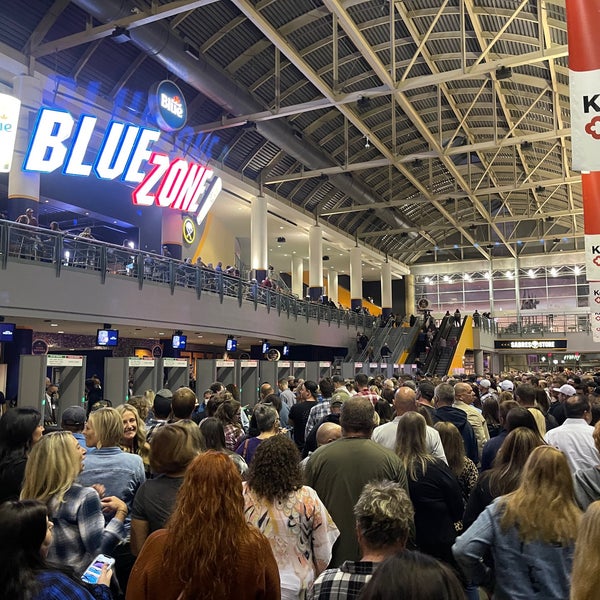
[126,451,280,600]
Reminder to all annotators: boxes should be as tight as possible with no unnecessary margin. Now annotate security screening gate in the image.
[195,359,236,391]
[104,357,158,403]
[158,357,189,391]
[306,361,331,383]
[237,359,259,409]
[19,354,87,423]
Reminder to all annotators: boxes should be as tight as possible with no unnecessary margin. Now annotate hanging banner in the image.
[0,93,21,173]
[582,173,600,279]
[590,283,600,342]
[566,0,600,171]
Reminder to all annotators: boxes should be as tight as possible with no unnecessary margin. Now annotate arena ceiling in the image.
[0,0,578,269]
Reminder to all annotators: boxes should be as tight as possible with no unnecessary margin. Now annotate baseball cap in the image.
[479,379,491,389]
[553,384,577,397]
[330,392,348,407]
[153,388,173,415]
[499,380,514,391]
[61,405,86,426]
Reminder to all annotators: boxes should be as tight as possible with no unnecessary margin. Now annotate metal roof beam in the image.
[32,0,220,58]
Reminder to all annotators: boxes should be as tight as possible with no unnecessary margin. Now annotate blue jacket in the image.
[453,499,575,599]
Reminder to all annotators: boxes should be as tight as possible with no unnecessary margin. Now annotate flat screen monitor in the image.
[226,338,237,352]
[96,329,119,347]
[282,343,289,357]
[172,334,187,350]
[0,323,15,342]
[262,341,270,354]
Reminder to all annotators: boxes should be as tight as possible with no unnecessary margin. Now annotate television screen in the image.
[0,323,15,342]
[96,329,119,347]
[262,341,270,354]
[282,343,289,357]
[226,338,237,352]
[172,334,187,350]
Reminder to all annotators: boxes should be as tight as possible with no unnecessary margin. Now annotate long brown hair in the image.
[500,446,581,544]
[395,412,435,480]
[488,427,544,497]
[571,501,600,600]
[434,421,465,478]
[164,451,261,599]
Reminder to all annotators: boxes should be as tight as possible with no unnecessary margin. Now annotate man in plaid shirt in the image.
[307,480,414,599]
[354,373,380,406]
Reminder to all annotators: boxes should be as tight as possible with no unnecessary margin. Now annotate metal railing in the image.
[0,220,374,330]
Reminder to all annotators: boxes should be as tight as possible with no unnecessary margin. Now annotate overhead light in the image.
[323,255,330,261]
[277,236,286,243]
[521,141,532,150]
[357,97,371,112]
[50,323,58,327]
[496,66,512,80]
[110,26,131,43]
[535,185,545,193]
[364,136,370,149]
[184,43,200,60]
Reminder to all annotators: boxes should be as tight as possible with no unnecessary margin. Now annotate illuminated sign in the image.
[0,93,21,172]
[148,80,187,132]
[22,107,221,225]
[182,217,196,244]
[494,340,568,350]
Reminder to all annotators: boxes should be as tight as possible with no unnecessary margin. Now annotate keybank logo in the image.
[149,81,187,132]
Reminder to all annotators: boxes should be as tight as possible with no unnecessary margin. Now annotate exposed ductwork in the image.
[71,0,417,240]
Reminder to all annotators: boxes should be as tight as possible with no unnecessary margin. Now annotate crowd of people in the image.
[2,367,600,599]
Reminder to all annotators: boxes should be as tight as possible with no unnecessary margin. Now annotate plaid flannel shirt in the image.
[47,484,124,575]
[307,560,377,600]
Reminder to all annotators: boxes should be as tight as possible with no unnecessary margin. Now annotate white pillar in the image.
[381,261,392,319]
[350,246,362,311]
[292,256,304,298]
[9,75,43,202]
[328,269,339,305]
[250,195,268,280]
[405,274,415,318]
[308,224,323,300]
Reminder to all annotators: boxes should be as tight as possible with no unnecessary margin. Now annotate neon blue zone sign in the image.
[22,107,222,225]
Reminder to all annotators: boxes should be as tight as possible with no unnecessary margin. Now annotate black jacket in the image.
[433,406,478,463]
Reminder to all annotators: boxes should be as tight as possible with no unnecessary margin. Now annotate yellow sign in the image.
[182,217,196,244]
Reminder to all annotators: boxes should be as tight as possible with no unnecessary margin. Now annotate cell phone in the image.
[81,554,115,584]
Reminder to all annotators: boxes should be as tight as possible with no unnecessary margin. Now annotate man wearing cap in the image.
[61,405,91,450]
[478,379,497,403]
[146,389,173,441]
[372,386,446,463]
[498,379,514,394]
[549,384,576,425]
[545,395,600,473]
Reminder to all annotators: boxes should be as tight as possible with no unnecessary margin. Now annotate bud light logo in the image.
[149,81,187,132]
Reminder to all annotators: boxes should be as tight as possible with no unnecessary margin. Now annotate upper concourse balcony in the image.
[0,220,374,349]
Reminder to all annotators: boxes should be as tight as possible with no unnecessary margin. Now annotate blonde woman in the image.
[79,408,145,531]
[454,446,582,599]
[115,404,150,471]
[20,430,127,574]
[571,500,600,600]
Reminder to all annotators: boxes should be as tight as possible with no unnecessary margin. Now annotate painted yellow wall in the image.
[190,213,236,267]
[302,272,382,315]
[449,316,475,374]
